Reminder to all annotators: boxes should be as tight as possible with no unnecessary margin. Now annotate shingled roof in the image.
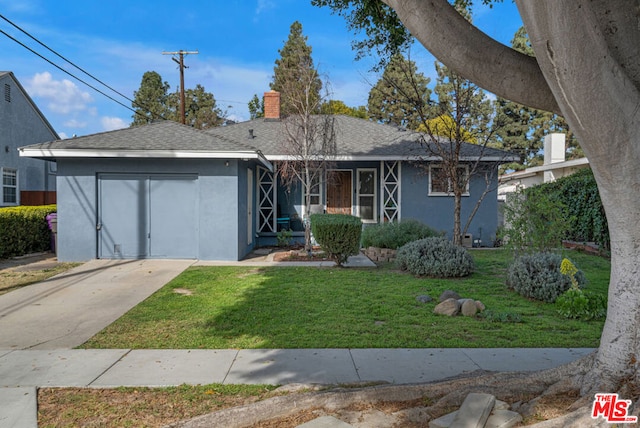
[207,115,516,161]
[19,120,271,167]
[19,115,516,165]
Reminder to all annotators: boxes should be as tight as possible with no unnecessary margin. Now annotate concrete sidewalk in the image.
[0,347,594,427]
[0,347,594,388]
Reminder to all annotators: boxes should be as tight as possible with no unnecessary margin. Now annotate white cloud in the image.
[255,0,276,16]
[101,116,128,131]
[63,119,86,128]
[26,72,93,114]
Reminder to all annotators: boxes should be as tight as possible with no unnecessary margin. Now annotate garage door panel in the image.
[98,174,198,259]
[149,176,198,258]
[99,176,149,258]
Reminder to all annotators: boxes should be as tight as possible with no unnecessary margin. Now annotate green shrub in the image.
[396,237,474,277]
[506,253,587,302]
[556,288,607,320]
[361,219,441,249]
[528,168,609,251]
[0,205,56,259]
[310,214,362,266]
[500,189,572,255]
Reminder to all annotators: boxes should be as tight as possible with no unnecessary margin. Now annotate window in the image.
[302,170,323,216]
[2,168,18,205]
[357,169,377,222]
[309,173,321,205]
[429,165,469,196]
[4,83,10,103]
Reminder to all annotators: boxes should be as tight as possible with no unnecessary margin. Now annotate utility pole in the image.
[162,50,198,124]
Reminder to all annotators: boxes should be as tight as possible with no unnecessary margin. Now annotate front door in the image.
[326,171,352,215]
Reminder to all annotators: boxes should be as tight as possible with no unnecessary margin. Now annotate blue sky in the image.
[1,0,523,139]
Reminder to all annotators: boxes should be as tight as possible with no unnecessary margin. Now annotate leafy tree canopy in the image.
[320,100,368,118]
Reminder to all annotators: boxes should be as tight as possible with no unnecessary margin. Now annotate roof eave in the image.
[19,148,265,160]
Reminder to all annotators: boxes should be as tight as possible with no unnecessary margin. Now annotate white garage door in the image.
[98,174,199,259]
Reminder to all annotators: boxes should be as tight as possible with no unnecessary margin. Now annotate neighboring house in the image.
[497,133,590,227]
[20,91,516,262]
[498,133,590,201]
[0,71,58,207]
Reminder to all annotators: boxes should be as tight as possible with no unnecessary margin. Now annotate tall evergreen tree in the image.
[131,71,170,126]
[367,52,431,129]
[248,94,264,119]
[270,21,322,117]
[166,84,223,129]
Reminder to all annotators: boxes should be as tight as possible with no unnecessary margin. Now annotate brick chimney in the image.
[264,90,281,119]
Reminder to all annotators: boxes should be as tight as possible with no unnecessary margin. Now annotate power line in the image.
[0,28,138,115]
[0,14,136,106]
[0,14,163,121]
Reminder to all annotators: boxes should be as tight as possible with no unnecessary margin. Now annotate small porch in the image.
[255,161,403,247]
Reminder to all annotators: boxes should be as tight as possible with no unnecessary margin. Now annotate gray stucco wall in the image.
[401,163,499,246]
[0,74,57,205]
[55,158,242,262]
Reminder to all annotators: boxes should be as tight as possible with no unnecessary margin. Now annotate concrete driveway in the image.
[0,259,193,350]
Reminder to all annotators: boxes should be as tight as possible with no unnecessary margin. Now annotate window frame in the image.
[356,168,377,223]
[428,164,470,196]
[301,169,324,216]
[2,167,18,206]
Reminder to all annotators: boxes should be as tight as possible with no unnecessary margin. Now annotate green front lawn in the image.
[81,249,609,349]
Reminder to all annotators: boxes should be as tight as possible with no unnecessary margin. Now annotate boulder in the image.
[475,300,486,312]
[439,290,461,302]
[416,295,433,304]
[461,299,478,317]
[434,298,460,316]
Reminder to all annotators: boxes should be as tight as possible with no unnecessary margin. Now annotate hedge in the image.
[0,204,56,259]
[310,214,362,266]
[525,168,609,251]
[361,219,441,250]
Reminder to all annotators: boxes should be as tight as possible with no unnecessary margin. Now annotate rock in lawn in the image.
[439,290,461,302]
[475,300,486,312]
[416,295,433,303]
[461,299,478,317]
[434,298,460,316]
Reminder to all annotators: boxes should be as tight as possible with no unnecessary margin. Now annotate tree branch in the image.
[381,0,560,114]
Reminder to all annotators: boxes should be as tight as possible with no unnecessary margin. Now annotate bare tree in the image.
[418,63,506,246]
[372,53,507,245]
[276,64,337,252]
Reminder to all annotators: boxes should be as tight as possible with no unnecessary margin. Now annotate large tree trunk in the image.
[383,0,640,395]
[516,0,640,394]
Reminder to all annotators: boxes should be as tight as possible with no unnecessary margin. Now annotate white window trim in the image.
[428,164,470,197]
[301,169,324,217]
[1,167,19,206]
[357,168,377,223]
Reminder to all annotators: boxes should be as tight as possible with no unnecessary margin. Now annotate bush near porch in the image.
[0,204,56,259]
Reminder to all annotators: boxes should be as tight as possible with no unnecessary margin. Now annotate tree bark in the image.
[516,0,640,393]
[383,0,640,394]
[381,0,560,113]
